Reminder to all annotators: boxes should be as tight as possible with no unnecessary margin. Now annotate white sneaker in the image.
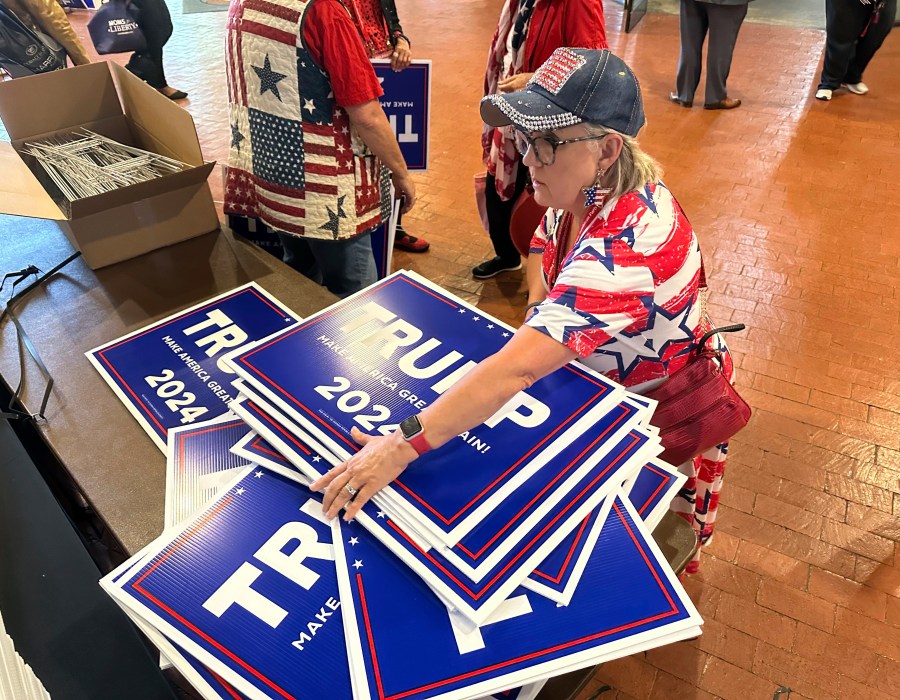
[815,88,833,101]
[843,81,869,95]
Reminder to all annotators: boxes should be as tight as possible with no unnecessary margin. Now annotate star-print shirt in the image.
[526,182,706,390]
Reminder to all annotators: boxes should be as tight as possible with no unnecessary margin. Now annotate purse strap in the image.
[696,323,745,355]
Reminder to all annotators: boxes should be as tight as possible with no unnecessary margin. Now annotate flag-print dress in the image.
[527,181,735,571]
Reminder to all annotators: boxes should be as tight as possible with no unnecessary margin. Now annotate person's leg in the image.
[474,165,528,278]
[844,0,896,85]
[671,442,728,574]
[127,0,176,91]
[818,0,870,90]
[703,2,748,105]
[277,232,323,286]
[306,234,377,298]
[674,0,708,104]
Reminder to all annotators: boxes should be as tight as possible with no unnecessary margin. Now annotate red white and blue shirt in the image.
[527,182,705,389]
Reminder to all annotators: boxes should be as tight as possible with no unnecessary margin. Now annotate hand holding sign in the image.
[391,37,412,71]
[391,171,416,213]
[313,426,417,520]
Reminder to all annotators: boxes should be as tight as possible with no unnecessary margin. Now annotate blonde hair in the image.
[584,124,662,201]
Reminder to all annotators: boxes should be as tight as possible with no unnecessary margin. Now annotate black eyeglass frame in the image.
[513,130,608,166]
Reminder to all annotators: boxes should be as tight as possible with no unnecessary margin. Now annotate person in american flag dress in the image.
[225,0,416,297]
[313,49,737,573]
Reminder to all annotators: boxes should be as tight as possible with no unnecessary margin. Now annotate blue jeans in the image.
[277,232,377,298]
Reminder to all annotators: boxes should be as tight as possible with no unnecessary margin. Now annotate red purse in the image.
[645,324,751,466]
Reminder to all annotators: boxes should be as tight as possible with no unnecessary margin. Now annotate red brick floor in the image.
[61,1,900,697]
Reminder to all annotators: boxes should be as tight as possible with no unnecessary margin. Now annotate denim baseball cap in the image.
[481,48,645,137]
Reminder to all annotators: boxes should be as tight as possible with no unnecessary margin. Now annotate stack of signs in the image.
[101,467,698,700]
[92,275,699,700]
[0,609,51,700]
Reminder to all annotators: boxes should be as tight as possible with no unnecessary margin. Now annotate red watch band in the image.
[406,432,432,456]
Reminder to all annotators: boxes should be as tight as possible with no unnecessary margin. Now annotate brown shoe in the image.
[704,97,741,110]
[669,92,692,108]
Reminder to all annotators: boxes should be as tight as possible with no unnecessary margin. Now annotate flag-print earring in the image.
[582,166,611,207]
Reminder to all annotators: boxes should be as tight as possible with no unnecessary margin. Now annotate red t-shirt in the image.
[303,0,383,107]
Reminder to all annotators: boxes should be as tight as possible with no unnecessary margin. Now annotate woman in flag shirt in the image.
[314,49,735,573]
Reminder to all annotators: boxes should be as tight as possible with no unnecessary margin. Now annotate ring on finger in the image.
[345,484,358,498]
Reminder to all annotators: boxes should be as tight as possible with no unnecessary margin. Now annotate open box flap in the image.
[110,62,204,165]
[0,62,122,142]
[0,143,65,221]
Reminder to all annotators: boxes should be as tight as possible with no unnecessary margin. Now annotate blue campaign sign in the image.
[231,429,297,474]
[523,504,609,607]
[335,494,702,700]
[231,394,331,483]
[228,270,623,546]
[444,403,643,578]
[108,468,354,700]
[627,459,686,532]
[373,60,431,170]
[524,459,681,605]
[166,414,255,528]
[87,283,301,451]
[107,547,250,700]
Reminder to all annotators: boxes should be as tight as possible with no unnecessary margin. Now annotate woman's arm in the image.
[311,325,578,519]
[21,0,91,65]
[380,0,411,70]
[379,0,403,36]
[526,251,547,309]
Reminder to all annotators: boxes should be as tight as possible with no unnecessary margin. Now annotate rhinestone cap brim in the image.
[480,92,582,132]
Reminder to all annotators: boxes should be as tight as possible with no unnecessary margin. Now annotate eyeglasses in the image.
[513,130,608,166]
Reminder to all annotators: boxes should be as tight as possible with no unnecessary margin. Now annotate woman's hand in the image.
[498,72,534,93]
[391,37,412,71]
[311,427,417,521]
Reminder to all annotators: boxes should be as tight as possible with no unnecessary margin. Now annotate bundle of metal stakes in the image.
[22,129,189,201]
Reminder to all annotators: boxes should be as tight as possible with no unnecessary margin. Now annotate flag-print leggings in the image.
[669,331,735,574]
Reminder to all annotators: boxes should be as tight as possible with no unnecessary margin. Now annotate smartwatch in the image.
[399,414,432,456]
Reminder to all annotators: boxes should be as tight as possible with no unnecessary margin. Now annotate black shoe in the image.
[159,87,189,100]
[472,256,522,279]
[669,92,692,108]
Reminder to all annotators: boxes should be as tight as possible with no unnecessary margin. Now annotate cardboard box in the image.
[0,61,219,269]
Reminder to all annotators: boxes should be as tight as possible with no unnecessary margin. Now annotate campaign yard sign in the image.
[525,459,685,604]
[231,429,300,476]
[626,459,687,532]
[226,270,624,547]
[165,414,254,529]
[335,493,703,700]
[87,283,300,451]
[373,60,431,170]
[103,468,354,700]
